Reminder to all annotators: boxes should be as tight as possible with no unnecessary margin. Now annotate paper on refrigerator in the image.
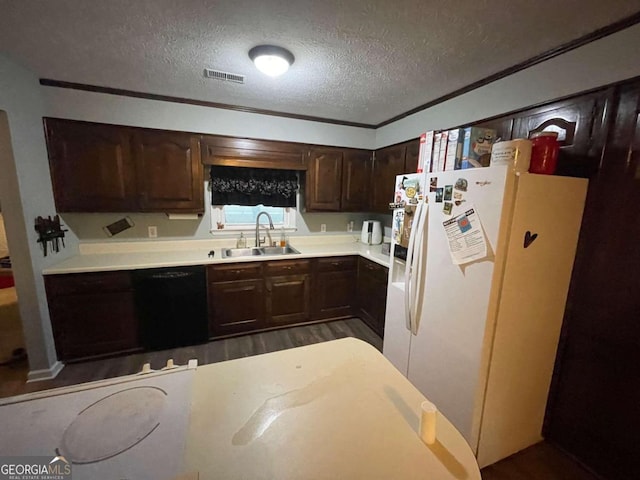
[442,206,487,265]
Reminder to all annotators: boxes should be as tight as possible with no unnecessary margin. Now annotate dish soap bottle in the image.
[279,227,287,247]
[236,232,246,248]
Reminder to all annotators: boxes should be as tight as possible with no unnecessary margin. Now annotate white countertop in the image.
[42,235,391,275]
[0,339,480,479]
[187,338,481,479]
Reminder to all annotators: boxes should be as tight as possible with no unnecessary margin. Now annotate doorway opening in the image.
[0,110,29,395]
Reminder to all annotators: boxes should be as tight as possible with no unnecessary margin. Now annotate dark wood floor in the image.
[0,317,598,479]
[481,442,601,480]
[0,317,382,398]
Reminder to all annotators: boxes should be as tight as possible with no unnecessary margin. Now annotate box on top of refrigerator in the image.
[460,127,497,168]
[446,128,464,170]
[417,131,435,173]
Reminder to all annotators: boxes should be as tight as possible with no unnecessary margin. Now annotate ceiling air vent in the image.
[204,68,245,84]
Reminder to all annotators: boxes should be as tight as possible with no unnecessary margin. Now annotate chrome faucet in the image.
[255,212,275,247]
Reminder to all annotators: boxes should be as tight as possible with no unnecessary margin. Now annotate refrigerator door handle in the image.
[404,202,423,332]
[410,202,428,335]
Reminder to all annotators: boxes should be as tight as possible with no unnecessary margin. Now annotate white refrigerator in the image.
[384,165,588,467]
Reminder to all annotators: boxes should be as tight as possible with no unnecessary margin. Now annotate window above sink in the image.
[210,204,297,232]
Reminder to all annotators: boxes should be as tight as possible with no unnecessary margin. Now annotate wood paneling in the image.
[544,82,640,479]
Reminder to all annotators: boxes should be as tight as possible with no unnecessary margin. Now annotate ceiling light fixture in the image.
[248,45,295,77]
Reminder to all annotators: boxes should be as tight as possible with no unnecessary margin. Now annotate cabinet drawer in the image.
[316,256,357,272]
[358,257,388,281]
[45,271,132,295]
[265,259,311,276]
[207,263,262,282]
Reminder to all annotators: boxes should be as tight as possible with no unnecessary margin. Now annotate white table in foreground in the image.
[186,338,481,479]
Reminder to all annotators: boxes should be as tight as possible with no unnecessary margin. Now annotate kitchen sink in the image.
[260,245,300,256]
[221,245,300,258]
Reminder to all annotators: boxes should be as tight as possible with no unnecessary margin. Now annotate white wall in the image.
[0,55,80,379]
[42,88,375,149]
[376,23,640,148]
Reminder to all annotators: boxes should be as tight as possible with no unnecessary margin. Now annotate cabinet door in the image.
[341,149,373,211]
[512,91,610,177]
[44,118,137,212]
[356,258,388,337]
[133,130,204,212]
[49,291,140,360]
[45,272,139,360]
[306,147,343,211]
[403,138,420,173]
[266,274,311,327]
[208,279,265,336]
[371,144,406,213]
[313,256,358,320]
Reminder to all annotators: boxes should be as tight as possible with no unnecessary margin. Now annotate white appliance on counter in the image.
[361,220,382,245]
[383,164,588,467]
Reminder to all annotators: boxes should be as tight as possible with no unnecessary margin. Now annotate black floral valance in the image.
[210,166,299,207]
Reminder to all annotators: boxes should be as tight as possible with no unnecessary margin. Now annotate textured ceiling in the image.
[1,1,639,125]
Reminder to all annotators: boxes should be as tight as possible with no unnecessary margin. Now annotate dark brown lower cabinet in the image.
[356,257,389,337]
[207,263,265,336]
[45,272,140,361]
[265,259,311,327]
[312,256,357,320]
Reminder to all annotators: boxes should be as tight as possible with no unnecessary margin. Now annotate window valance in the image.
[210,166,299,207]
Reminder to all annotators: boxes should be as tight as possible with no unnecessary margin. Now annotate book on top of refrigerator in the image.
[437,131,449,172]
[417,131,435,173]
[460,127,497,168]
[445,128,464,170]
[432,132,443,172]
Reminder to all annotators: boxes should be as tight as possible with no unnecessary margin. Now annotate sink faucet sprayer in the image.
[255,212,275,247]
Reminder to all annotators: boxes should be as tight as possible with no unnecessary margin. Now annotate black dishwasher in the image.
[133,265,208,350]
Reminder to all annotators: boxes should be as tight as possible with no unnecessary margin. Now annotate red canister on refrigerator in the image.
[529,131,560,174]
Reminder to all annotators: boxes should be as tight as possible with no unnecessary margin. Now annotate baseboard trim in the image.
[27,361,64,383]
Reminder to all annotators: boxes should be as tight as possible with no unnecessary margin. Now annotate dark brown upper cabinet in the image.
[511,91,611,178]
[44,118,204,213]
[371,139,419,214]
[306,147,344,211]
[132,130,203,212]
[403,138,421,174]
[305,147,373,212]
[201,135,308,170]
[341,149,373,211]
[45,119,138,212]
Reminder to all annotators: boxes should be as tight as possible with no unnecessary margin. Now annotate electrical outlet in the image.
[347,221,354,232]
[320,224,327,233]
[148,226,158,238]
